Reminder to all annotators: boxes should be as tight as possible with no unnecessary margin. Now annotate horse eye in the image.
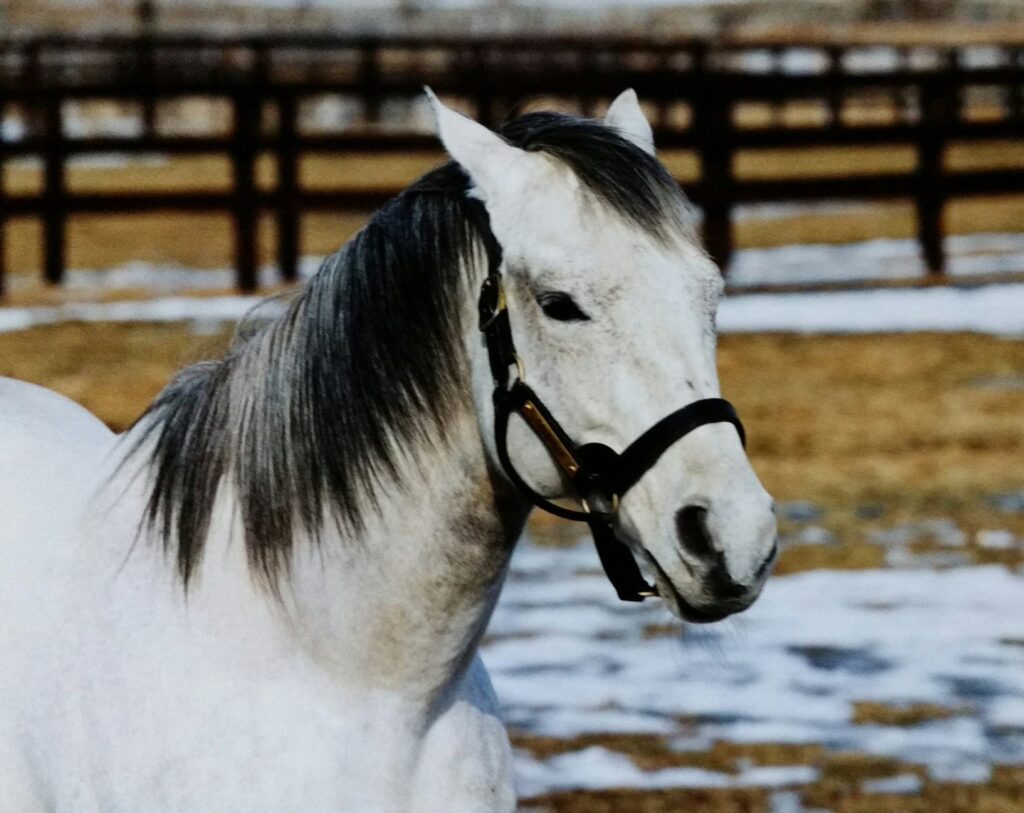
[537,292,590,322]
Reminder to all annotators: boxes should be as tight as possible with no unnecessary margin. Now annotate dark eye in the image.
[537,292,590,322]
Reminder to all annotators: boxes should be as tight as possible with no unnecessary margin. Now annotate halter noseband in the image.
[478,232,747,602]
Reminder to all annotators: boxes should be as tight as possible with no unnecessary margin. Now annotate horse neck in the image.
[271,393,523,702]
[201,242,524,703]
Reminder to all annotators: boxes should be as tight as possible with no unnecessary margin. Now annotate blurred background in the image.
[1,1,1023,811]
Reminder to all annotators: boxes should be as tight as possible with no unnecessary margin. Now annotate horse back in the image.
[0,376,115,623]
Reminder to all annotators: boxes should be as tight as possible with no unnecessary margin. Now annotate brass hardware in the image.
[479,279,508,331]
[520,400,580,477]
[581,493,620,516]
[513,354,526,383]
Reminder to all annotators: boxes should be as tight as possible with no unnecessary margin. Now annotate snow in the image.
[487,536,1024,795]
[3,260,1023,337]
[514,745,818,798]
[861,773,922,794]
[0,296,276,335]
[718,283,1024,336]
[728,233,1024,288]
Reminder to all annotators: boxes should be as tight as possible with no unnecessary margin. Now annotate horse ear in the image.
[604,89,655,155]
[424,87,532,201]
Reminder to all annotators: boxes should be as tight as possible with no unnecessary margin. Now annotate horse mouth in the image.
[642,550,734,625]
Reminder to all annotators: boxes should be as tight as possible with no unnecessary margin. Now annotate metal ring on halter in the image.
[582,493,620,517]
[513,354,526,383]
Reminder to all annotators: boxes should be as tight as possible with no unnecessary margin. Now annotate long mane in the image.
[129,111,690,586]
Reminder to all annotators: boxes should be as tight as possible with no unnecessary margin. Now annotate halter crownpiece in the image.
[477,231,747,602]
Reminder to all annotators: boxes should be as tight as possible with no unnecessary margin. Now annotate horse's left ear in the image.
[424,87,537,203]
[605,89,655,156]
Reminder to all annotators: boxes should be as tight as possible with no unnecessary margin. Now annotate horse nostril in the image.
[675,505,716,562]
[756,541,779,579]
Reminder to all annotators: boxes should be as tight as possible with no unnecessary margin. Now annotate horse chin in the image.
[641,549,736,625]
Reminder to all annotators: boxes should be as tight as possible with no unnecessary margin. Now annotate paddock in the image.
[1,30,1023,813]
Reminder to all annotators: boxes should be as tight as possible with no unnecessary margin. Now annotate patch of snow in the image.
[975,530,1017,551]
[862,773,922,794]
[485,538,1024,794]
[991,493,1024,515]
[770,790,831,813]
[843,47,901,73]
[928,760,992,784]
[515,745,817,798]
[66,154,170,170]
[0,296,280,335]
[733,201,874,223]
[718,283,1024,337]
[63,103,142,139]
[4,259,325,296]
[1,115,26,141]
[4,269,1024,338]
[728,233,1024,289]
[775,501,824,522]
[783,526,837,547]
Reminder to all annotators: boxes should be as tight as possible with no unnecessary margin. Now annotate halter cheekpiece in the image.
[477,230,747,602]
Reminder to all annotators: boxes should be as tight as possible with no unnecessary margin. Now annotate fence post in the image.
[693,46,735,271]
[0,96,6,298]
[231,89,259,292]
[916,55,954,277]
[43,94,66,286]
[826,45,844,127]
[359,39,381,125]
[276,92,299,283]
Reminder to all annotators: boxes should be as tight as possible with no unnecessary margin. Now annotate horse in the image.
[0,89,777,812]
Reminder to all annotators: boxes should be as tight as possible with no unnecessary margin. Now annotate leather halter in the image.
[477,231,747,602]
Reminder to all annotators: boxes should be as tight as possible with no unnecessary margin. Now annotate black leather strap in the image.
[493,382,592,522]
[614,398,745,495]
[475,228,747,602]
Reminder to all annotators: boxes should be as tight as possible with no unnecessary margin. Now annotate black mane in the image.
[130,111,691,586]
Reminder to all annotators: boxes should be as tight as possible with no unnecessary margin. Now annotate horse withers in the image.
[0,90,777,812]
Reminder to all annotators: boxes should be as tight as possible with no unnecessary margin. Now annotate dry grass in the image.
[718,332,1024,506]
[850,701,965,726]
[1,327,1020,508]
[0,321,234,430]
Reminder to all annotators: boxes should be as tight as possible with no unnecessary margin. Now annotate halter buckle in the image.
[582,492,620,518]
[478,275,506,332]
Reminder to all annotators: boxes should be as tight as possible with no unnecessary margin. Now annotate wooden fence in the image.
[0,32,1022,293]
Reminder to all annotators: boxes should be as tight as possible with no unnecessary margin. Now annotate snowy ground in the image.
[491,532,1024,798]
[2,235,1024,336]
[2,276,1023,337]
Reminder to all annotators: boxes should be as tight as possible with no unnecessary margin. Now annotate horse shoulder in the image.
[411,655,515,812]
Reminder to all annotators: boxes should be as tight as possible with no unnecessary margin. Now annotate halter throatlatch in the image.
[477,232,747,602]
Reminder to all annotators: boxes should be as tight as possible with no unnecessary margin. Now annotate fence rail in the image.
[1,32,1022,293]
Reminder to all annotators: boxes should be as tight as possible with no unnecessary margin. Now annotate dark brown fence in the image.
[1,32,1022,294]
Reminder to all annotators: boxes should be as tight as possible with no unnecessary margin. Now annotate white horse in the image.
[0,90,777,812]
